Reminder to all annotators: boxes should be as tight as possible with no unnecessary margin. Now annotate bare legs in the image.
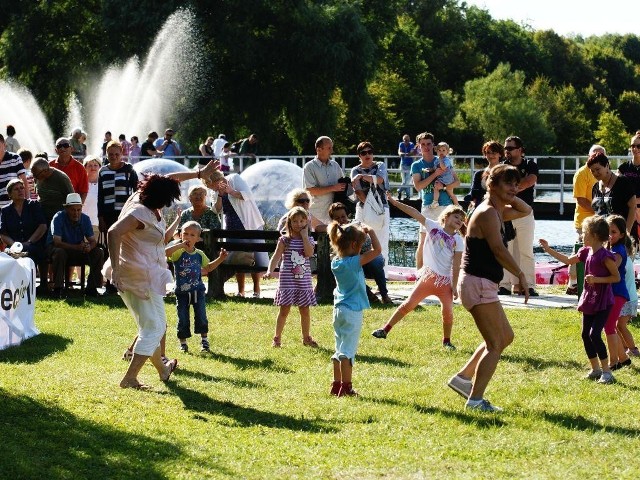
[236,272,261,296]
[455,302,514,400]
[120,345,173,389]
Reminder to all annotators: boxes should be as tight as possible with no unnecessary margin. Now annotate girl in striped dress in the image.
[264,206,318,348]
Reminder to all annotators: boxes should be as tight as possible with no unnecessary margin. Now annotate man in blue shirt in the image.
[397,134,416,200]
[155,128,182,160]
[46,193,104,297]
[410,132,454,270]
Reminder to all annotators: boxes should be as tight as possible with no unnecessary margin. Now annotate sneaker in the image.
[465,398,503,412]
[201,338,210,352]
[372,328,387,339]
[585,369,602,380]
[626,347,640,357]
[180,343,189,353]
[528,288,540,297]
[597,371,615,384]
[272,336,281,348]
[381,295,394,305]
[447,375,472,399]
[443,341,456,351]
[565,285,578,296]
[104,282,118,295]
[122,348,133,362]
[620,358,632,368]
[610,362,622,371]
[366,288,380,304]
[498,287,511,296]
[252,292,260,298]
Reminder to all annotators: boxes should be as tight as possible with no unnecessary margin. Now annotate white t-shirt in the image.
[625,257,638,303]
[84,182,99,226]
[421,217,464,278]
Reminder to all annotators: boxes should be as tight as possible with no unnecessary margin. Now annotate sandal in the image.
[161,358,178,382]
[303,336,319,348]
[272,336,281,348]
[122,348,133,361]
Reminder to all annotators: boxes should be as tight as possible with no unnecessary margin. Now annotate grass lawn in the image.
[2,286,640,479]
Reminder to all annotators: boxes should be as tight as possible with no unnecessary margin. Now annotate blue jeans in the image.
[176,287,208,339]
[399,165,412,197]
[362,254,387,296]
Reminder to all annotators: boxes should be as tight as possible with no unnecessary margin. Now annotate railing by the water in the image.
[65,153,631,215]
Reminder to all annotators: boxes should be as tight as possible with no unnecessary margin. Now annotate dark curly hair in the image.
[138,174,181,209]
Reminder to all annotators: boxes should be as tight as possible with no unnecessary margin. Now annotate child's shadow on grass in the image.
[501,353,583,371]
[167,383,337,433]
[0,333,71,364]
[176,368,265,389]
[413,404,506,428]
[540,411,640,436]
[210,352,293,373]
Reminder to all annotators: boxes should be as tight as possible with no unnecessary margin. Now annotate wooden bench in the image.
[201,229,335,303]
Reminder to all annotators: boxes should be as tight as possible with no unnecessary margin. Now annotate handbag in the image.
[356,186,385,230]
[225,251,255,266]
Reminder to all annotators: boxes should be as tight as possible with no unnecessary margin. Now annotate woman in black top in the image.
[448,164,532,412]
[589,152,636,234]
[467,141,504,207]
[616,131,640,240]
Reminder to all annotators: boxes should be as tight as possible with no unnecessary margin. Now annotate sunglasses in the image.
[504,146,519,151]
[56,143,71,149]
[296,198,311,204]
[359,150,374,156]
[631,144,640,149]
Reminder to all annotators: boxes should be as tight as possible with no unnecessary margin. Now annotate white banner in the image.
[0,254,38,350]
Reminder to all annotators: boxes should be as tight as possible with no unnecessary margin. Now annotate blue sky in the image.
[463,0,636,37]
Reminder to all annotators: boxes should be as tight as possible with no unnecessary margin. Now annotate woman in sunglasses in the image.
[616,130,640,243]
[351,141,390,268]
[589,151,635,233]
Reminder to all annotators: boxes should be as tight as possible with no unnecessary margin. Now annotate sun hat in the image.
[64,193,83,206]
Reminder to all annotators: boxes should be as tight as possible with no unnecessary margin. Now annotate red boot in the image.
[330,381,341,396]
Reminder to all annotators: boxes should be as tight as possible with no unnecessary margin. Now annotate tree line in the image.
[1,0,639,156]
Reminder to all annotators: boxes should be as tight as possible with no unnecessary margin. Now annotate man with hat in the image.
[50,137,89,203]
[46,193,104,298]
[155,128,181,160]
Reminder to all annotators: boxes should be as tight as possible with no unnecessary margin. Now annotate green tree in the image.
[0,0,104,134]
[594,111,629,155]
[528,79,591,154]
[617,91,640,133]
[458,63,554,153]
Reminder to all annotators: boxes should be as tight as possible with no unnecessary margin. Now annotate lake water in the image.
[389,218,575,266]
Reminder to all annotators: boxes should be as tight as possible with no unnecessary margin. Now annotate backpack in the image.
[230,138,245,153]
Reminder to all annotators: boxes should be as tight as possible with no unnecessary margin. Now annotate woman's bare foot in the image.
[120,378,152,390]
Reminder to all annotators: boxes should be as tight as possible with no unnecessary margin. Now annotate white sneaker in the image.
[122,348,133,362]
[447,375,472,399]
[585,369,602,380]
[465,399,503,412]
[597,371,615,384]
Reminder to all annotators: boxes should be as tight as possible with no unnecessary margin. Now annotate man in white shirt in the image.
[302,136,346,224]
